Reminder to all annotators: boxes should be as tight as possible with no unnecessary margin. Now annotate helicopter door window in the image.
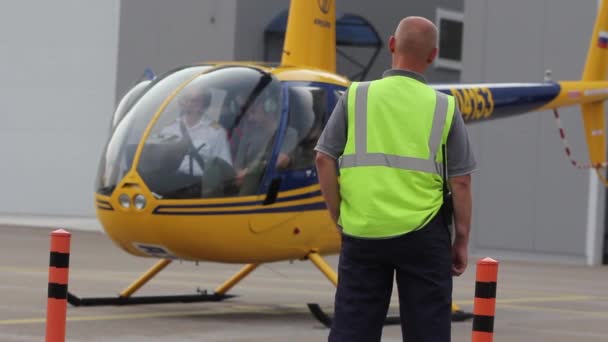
[230,84,283,195]
[282,85,328,171]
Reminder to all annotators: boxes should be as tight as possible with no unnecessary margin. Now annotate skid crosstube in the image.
[66,260,249,307]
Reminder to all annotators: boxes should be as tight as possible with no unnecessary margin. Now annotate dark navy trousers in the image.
[328,212,452,342]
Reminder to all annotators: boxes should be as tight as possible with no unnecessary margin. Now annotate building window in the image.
[435,8,464,71]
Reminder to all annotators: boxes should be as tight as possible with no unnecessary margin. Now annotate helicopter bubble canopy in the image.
[96,65,284,199]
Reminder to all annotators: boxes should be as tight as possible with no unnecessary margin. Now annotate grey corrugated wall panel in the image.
[115,0,238,100]
[0,1,120,217]
[463,0,604,263]
[234,0,286,63]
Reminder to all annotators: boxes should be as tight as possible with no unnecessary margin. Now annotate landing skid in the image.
[307,303,401,328]
[67,292,233,306]
[67,252,474,327]
[451,309,475,321]
[306,303,473,328]
[67,259,255,307]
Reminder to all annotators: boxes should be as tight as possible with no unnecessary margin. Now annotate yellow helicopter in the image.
[69,0,608,327]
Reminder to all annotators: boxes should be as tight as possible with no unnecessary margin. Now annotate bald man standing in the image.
[315,17,476,341]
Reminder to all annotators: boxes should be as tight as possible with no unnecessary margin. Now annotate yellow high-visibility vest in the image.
[338,76,455,238]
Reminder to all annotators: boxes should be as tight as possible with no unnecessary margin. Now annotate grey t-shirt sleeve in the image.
[446,105,478,176]
[314,92,348,159]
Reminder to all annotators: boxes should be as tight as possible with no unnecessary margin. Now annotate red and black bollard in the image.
[45,229,71,342]
[472,257,499,342]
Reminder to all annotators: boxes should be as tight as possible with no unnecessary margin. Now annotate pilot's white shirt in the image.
[160,116,232,175]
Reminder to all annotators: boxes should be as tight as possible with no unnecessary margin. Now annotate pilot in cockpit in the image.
[158,86,232,176]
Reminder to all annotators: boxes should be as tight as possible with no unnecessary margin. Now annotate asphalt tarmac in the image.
[1,225,608,341]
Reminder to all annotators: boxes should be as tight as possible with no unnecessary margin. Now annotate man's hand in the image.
[452,237,468,276]
[449,174,472,276]
[234,168,248,187]
[315,152,341,226]
[276,153,291,169]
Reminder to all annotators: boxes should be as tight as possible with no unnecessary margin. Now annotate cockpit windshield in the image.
[96,65,283,199]
[96,65,212,195]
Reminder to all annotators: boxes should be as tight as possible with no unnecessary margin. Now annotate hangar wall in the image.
[115,0,238,101]
[463,0,605,264]
[0,1,120,221]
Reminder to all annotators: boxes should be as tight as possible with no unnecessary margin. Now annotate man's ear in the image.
[388,36,396,53]
[427,47,438,64]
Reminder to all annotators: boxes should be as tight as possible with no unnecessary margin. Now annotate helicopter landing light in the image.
[133,194,147,210]
[119,194,131,209]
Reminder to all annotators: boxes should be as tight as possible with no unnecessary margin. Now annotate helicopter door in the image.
[250,83,336,236]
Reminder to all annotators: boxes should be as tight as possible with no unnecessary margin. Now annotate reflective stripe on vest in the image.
[339,81,449,174]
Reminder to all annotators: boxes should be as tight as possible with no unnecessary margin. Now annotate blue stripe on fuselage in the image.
[153,201,326,215]
[433,82,561,122]
[154,189,322,211]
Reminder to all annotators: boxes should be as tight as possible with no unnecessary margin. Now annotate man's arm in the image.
[446,104,477,276]
[449,174,471,276]
[315,152,340,224]
[314,92,348,226]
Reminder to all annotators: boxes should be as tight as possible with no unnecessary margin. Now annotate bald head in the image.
[389,16,438,71]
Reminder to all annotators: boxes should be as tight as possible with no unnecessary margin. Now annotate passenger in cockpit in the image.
[231,90,297,190]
